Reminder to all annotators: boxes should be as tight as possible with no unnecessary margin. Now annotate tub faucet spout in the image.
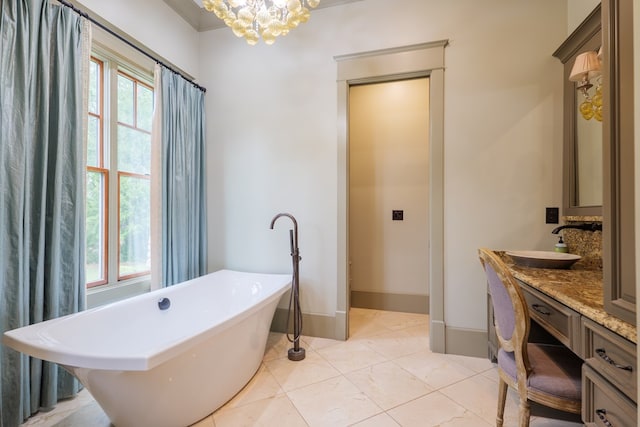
[270,212,305,361]
[270,213,299,257]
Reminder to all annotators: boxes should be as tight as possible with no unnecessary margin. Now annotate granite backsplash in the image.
[560,216,602,270]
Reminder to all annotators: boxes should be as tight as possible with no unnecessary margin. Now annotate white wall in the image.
[76,0,200,77]
[568,0,600,34]
[201,0,567,338]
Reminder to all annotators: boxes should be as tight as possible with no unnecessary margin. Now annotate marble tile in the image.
[345,361,433,410]
[219,363,284,410]
[264,349,341,392]
[286,375,382,427]
[394,350,477,390]
[263,332,295,361]
[444,353,494,374]
[480,366,500,383]
[349,309,394,339]
[361,330,429,360]
[387,391,492,426]
[22,390,104,427]
[439,373,520,425]
[399,323,430,338]
[51,402,111,427]
[350,413,401,427]
[375,310,429,332]
[301,335,340,351]
[317,340,388,374]
[213,395,307,427]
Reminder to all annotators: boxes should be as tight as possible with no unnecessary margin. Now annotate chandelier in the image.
[202,0,321,45]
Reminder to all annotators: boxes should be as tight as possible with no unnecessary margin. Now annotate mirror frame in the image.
[553,5,603,216]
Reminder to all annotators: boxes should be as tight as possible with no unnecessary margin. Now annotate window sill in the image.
[87,276,151,309]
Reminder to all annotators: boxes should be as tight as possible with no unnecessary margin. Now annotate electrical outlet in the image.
[392,210,404,221]
[545,207,559,224]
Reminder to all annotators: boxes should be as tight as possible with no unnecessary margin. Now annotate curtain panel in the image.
[159,67,208,286]
[0,0,87,424]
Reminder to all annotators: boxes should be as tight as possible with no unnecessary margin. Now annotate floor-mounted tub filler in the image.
[3,270,291,427]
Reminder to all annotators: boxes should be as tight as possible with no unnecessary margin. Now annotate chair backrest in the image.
[478,248,530,372]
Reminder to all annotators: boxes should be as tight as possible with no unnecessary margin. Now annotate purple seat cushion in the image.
[498,343,582,402]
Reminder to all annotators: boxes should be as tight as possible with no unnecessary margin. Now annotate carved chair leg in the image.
[496,378,508,427]
[518,399,531,427]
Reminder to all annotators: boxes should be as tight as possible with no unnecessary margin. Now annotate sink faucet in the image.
[551,223,602,234]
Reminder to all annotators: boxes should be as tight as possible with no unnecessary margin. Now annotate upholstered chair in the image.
[478,248,582,427]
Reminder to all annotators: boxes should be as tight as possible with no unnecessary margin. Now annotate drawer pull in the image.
[531,304,551,315]
[596,409,613,427]
[595,348,633,372]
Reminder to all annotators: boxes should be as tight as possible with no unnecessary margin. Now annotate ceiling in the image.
[163,0,364,32]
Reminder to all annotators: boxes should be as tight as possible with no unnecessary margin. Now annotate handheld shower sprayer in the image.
[270,213,305,361]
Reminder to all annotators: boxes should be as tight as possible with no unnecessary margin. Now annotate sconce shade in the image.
[569,51,601,82]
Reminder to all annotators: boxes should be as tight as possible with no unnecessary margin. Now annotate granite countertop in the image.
[495,251,636,344]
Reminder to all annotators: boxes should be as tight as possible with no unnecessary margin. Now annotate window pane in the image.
[86,171,105,283]
[137,85,153,132]
[118,74,135,126]
[89,60,100,114]
[117,125,150,174]
[119,175,150,278]
[87,115,100,167]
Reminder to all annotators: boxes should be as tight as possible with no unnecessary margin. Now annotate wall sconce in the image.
[569,49,602,121]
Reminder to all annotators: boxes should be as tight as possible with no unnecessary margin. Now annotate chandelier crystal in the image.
[202,0,321,46]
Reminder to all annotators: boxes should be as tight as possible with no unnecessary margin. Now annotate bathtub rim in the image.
[2,270,291,371]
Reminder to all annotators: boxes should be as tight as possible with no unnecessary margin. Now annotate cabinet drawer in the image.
[583,364,637,427]
[517,281,581,354]
[582,318,636,403]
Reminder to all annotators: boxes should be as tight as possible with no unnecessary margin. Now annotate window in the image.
[85,54,154,288]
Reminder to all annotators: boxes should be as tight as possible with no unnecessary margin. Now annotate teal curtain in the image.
[160,68,208,286]
[0,1,86,425]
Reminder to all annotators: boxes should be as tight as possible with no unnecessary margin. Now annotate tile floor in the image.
[22,308,583,427]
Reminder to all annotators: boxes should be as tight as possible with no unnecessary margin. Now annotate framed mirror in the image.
[553,5,603,216]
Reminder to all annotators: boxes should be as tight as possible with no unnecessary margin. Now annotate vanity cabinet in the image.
[485,259,637,424]
[583,365,637,427]
[518,282,581,355]
[582,318,637,425]
[583,318,636,401]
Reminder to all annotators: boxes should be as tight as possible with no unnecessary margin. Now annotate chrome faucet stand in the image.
[270,213,305,361]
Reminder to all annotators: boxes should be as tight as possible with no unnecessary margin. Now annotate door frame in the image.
[334,40,448,352]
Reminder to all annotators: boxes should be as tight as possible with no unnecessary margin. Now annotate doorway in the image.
[348,78,430,316]
[335,41,447,349]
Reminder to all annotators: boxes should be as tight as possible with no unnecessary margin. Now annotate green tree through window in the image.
[85,57,153,287]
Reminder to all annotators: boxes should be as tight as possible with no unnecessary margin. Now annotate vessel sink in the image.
[506,250,581,269]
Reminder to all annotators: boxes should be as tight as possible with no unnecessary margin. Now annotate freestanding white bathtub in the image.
[3,270,291,427]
